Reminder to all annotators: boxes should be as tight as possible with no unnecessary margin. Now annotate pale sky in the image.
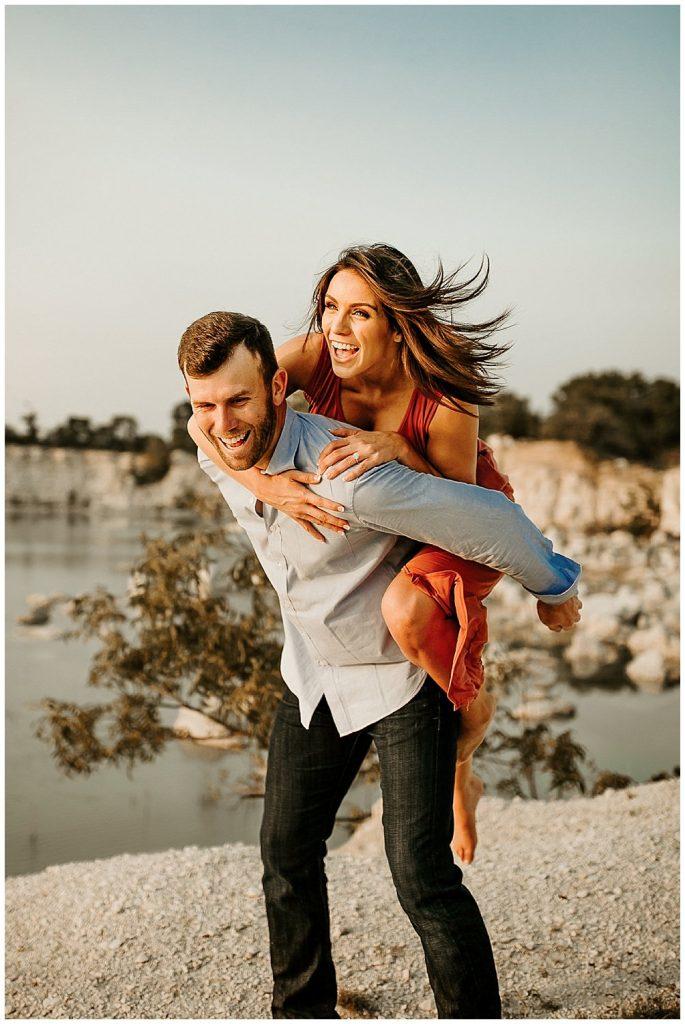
[6,5,679,437]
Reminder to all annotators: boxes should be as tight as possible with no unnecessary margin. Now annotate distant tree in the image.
[36,528,283,774]
[90,416,139,451]
[22,412,40,444]
[5,425,23,444]
[479,391,541,439]
[169,401,197,453]
[106,416,139,451]
[45,417,94,449]
[543,372,679,463]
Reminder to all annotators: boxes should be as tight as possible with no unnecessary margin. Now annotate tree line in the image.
[6,372,680,466]
[5,402,196,454]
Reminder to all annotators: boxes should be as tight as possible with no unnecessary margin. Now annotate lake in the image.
[6,514,679,877]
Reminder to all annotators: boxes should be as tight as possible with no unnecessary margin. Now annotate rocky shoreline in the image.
[482,527,680,701]
[6,781,679,1019]
[6,438,680,539]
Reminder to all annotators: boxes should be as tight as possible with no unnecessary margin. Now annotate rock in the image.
[171,707,234,748]
[334,799,384,858]
[510,699,576,723]
[628,624,667,658]
[611,585,643,621]
[660,467,680,536]
[626,650,667,693]
[563,635,618,679]
[578,593,623,642]
[638,580,670,613]
[17,604,51,626]
[17,592,71,627]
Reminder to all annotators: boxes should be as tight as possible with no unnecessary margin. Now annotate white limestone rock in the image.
[563,635,619,679]
[625,649,667,693]
[660,466,680,537]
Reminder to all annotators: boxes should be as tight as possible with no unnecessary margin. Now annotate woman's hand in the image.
[318,428,410,482]
[536,596,582,632]
[255,469,349,543]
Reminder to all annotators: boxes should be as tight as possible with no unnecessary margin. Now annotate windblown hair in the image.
[306,243,511,410]
[178,311,278,384]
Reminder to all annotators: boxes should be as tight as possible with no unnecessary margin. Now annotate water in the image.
[5,514,376,877]
[6,514,679,877]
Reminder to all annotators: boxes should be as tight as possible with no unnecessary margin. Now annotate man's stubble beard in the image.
[211,398,278,472]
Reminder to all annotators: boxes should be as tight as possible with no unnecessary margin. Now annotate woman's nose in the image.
[330,310,349,336]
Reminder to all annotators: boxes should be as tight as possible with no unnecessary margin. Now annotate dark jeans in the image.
[260,680,501,1019]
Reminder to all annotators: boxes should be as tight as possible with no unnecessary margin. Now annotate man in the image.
[179,311,581,1019]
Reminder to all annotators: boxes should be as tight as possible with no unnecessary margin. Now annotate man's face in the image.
[185,345,279,471]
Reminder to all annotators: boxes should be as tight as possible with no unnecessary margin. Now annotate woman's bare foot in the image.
[451,760,485,865]
[457,687,497,765]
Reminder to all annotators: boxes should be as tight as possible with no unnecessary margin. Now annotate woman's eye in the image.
[353,310,369,319]
[324,302,336,311]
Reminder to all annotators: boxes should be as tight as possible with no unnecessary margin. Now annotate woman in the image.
[190,244,578,863]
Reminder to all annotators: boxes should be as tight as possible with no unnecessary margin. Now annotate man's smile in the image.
[217,430,251,450]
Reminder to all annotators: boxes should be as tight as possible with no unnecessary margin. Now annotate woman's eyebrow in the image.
[326,293,377,311]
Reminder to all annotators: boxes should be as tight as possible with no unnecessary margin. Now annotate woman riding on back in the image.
[189,243,581,863]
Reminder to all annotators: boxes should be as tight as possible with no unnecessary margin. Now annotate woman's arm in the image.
[424,402,478,483]
[276,332,323,395]
[317,404,581,627]
[187,350,348,540]
[318,401,478,483]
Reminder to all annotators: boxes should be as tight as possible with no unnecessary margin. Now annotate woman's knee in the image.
[381,575,443,656]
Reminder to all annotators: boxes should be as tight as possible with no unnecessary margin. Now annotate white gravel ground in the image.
[6,780,679,1019]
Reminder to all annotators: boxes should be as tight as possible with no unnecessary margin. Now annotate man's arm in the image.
[351,460,580,604]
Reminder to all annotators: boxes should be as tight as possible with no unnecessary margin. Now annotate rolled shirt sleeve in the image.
[351,461,581,604]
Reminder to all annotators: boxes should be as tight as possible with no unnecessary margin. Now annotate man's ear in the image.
[271,367,288,406]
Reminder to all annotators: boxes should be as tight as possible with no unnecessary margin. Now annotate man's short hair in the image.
[178,311,278,384]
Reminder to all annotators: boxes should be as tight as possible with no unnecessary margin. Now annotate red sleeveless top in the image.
[303,337,514,497]
[303,336,515,712]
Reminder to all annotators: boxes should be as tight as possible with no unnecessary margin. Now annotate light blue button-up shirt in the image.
[198,407,581,736]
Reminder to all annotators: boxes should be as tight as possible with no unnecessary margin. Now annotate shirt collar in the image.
[262,405,302,476]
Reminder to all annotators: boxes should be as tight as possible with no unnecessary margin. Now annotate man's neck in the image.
[254,403,287,472]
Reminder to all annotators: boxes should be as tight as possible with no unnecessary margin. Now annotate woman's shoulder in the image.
[276,332,325,393]
[424,396,479,439]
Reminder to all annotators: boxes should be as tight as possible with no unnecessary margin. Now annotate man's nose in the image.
[215,406,239,436]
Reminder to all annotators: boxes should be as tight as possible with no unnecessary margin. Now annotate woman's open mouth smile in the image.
[330,340,360,364]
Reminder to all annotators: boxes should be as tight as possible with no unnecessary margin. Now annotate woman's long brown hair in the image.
[306,243,511,410]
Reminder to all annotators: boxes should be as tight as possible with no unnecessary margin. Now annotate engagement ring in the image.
[353,452,360,462]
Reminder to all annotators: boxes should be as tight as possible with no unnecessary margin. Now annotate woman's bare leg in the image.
[381,573,494,864]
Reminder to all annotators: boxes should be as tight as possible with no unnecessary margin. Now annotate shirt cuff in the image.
[527,565,582,605]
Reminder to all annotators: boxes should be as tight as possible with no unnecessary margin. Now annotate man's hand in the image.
[536,595,582,632]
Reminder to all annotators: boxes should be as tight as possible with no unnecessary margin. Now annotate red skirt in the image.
[401,440,515,711]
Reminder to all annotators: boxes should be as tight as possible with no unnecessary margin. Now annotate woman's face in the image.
[321,269,399,378]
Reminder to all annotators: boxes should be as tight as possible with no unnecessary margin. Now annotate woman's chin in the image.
[329,353,362,376]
